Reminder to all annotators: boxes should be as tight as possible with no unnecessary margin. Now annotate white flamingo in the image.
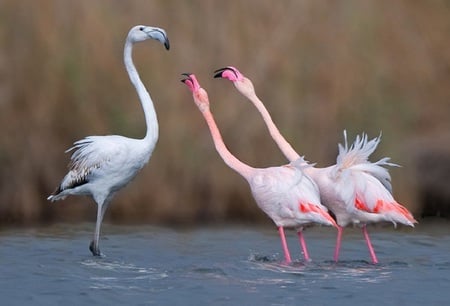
[181,73,336,263]
[214,66,417,264]
[48,25,170,256]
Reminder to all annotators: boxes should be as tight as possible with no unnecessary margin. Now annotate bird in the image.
[47,25,170,256]
[214,66,417,264]
[181,73,337,263]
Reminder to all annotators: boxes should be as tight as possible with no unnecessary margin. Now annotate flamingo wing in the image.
[327,131,416,226]
[53,135,130,194]
[351,172,417,226]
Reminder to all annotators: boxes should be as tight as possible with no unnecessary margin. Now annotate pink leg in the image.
[297,230,311,262]
[362,225,378,264]
[334,226,343,262]
[278,227,292,263]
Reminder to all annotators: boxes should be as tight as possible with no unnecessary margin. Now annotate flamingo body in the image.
[248,164,329,228]
[50,136,152,200]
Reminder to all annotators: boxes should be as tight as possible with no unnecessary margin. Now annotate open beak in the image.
[181,73,201,92]
[181,72,193,83]
[213,67,237,79]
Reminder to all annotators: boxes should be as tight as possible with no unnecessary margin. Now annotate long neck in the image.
[247,92,300,162]
[201,109,254,179]
[124,40,158,144]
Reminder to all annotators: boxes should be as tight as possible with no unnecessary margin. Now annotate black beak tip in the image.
[164,40,170,50]
[181,73,192,83]
[213,67,232,79]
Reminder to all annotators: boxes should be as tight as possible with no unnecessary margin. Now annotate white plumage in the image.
[48,25,169,256]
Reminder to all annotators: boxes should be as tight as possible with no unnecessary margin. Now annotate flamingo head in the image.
[214,66,255,97]
[181,73,209,112]
[128,25,170,50]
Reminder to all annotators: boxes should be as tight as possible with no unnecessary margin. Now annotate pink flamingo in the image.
[214,66,417,264]
[181,73,337,263]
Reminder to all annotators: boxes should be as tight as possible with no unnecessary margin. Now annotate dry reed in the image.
[0,0,449,226]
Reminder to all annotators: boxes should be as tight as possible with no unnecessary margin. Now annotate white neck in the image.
[124,40,159,145]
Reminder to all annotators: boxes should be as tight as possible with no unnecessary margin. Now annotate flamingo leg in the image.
[90,200,109,256]
[362,225,378,264]
[334,226,344,262]
[278,227,292,263]
[297,230,311,262]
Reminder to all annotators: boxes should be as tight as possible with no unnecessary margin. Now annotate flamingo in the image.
[214,66,417,264]
[47,25,170,256]
[181,73,337,263]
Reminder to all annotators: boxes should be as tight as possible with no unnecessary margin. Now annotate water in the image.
[1,221,449,305]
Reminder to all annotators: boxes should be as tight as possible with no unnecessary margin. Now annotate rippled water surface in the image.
[1,221,449,305]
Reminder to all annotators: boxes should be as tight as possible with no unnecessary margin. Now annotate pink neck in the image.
[202,109,254,179]
[247,92,300,162]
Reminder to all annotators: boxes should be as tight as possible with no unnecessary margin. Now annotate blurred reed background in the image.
[0,0,449,227]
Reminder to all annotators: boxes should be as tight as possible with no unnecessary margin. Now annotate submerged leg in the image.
[362,225,378,264]
[278,227,292,263]
[333,226,344,262]
[297,230,311,262]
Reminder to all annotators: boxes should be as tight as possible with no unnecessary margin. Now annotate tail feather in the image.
[337,131,380,166]
[336,130,398,193]
[47,191,67,202]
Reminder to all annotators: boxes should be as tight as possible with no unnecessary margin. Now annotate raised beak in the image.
[180,72,193,83]
[213,67,237,79]
[181,73,201,91]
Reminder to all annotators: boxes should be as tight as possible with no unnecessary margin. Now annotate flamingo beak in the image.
[181,73,201,91]
[180,73,193,90]
[181,72,193,83]
[213,67,238,79]
[143,27,170,50]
